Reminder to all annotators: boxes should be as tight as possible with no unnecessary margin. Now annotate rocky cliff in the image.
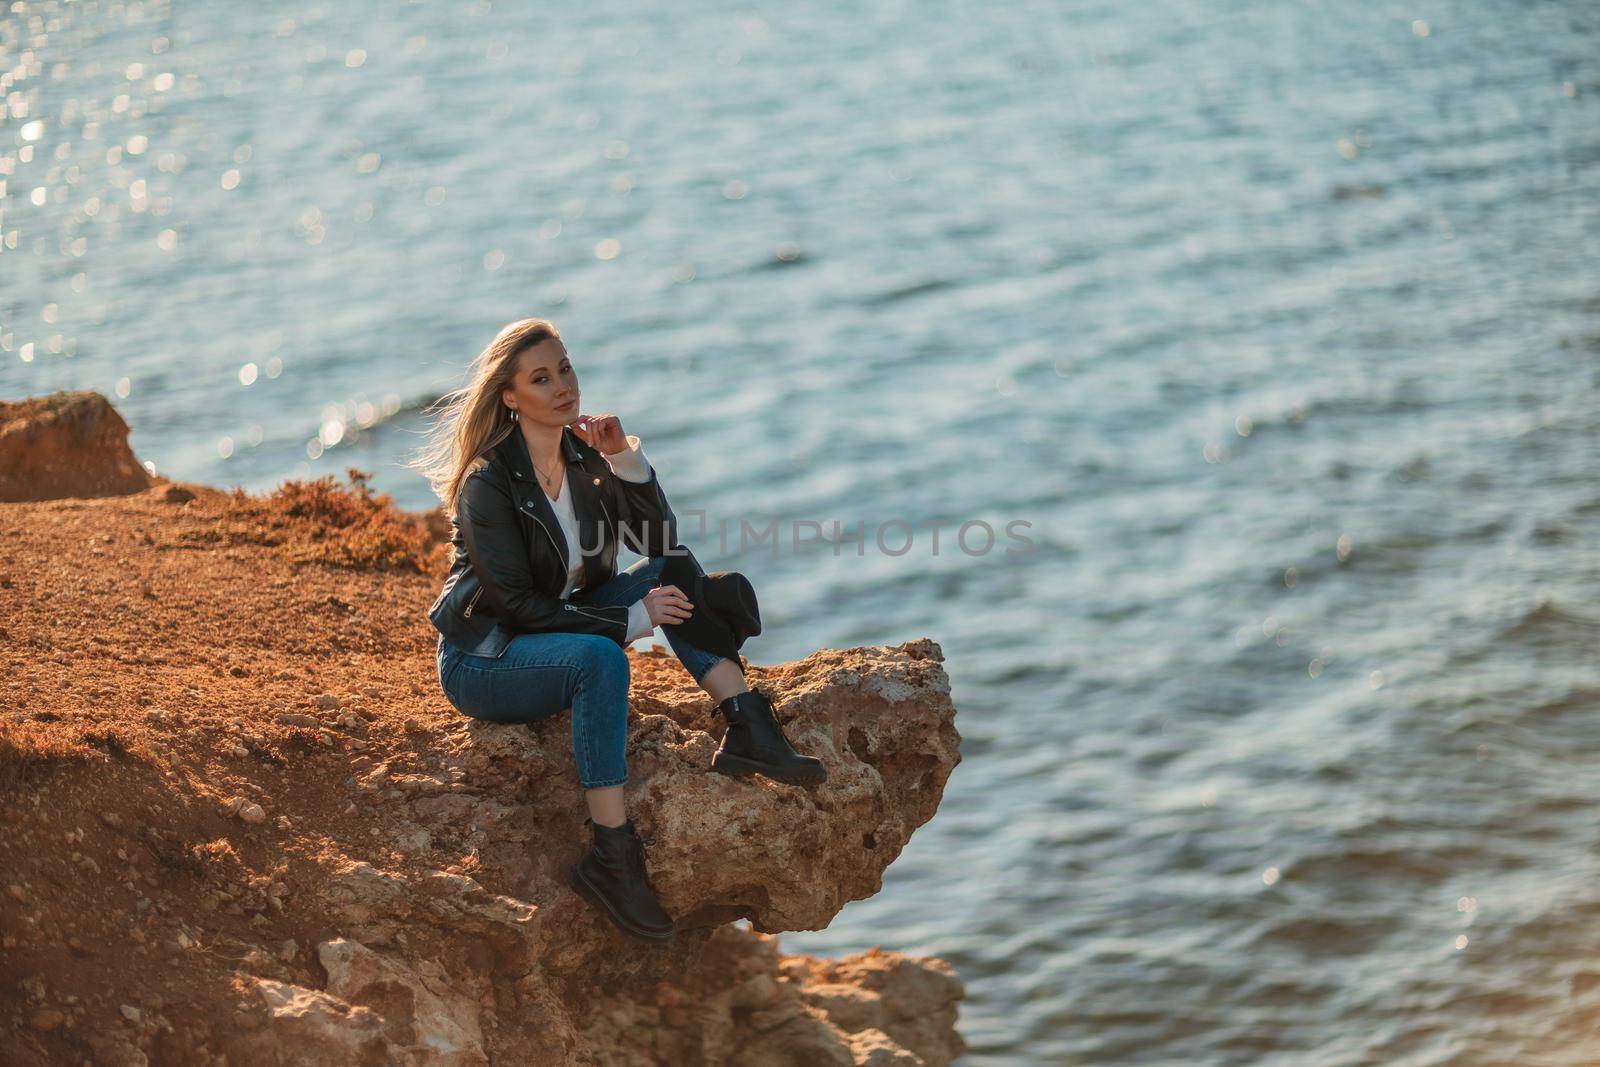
[0,392,965,1066]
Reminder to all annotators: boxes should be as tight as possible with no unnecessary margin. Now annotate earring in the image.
[507,407,519,421]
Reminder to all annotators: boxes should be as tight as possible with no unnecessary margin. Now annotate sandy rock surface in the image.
[0,395,965,1066]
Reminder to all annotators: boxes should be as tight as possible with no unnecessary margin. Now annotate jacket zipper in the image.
[597,493,617,556]
[527,511,564,566]
[518,475,624,631]
[527,508,602,614]
[524,476,619,578]
[462,585,484,618]
[563,602,622,623]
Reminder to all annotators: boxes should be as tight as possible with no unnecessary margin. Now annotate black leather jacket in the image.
[428,424,677,658]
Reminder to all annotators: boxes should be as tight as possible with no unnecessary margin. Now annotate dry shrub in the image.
[146,828,208,877]
[218,469,443,573]
[80,721,157,763]
[190,837,244,884]
[277,725,324,751]
[0,718,90,782]
[0,719,158,784]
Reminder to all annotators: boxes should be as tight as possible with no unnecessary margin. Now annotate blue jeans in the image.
[435,554,727,789]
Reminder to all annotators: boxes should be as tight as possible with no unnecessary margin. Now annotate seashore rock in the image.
[0,393,966,1065]
[0,390,151,502]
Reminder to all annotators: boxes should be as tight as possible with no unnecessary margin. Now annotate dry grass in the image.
[0,718,90,774]
[0,717,155,783]
[215,468,448,575]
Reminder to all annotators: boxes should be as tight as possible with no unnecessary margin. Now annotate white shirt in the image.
[549,434,655,644]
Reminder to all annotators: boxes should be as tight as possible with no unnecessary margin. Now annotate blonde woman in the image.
[413,318,826,942]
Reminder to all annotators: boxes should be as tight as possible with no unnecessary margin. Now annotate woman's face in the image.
[502,337,579,427]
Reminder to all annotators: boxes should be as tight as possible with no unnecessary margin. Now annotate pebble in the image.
[29,1009,64,1032]
[120,1004,141,1023]
[312,694,341,710]
[7,884,24,903]
[237,803,266,825]
[395,828,432,853]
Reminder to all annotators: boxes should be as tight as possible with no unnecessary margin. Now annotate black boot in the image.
[566,818,675,942]
[711,684,828,785]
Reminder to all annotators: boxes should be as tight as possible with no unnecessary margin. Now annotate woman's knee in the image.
[569,634,630,683]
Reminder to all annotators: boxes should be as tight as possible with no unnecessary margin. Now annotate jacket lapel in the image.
[561,426,611,592]
[493,425,614,591]
[496,429,569,573]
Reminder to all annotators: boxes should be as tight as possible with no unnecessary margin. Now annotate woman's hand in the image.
[642,584,693,627]
[573,413,629,456]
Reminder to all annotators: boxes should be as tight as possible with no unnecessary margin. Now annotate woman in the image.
[413,317,827,943]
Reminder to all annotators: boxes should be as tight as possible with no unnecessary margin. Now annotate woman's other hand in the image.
[643,584,693,627]
[573,413,629,455]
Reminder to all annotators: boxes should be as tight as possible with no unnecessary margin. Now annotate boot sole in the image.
[711,751,828,785]
[567,866,675,943]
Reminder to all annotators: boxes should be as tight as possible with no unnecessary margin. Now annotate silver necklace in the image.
[531,454,565,496]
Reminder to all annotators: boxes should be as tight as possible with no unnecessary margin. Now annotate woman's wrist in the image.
[625,599,653,642]
[603,434,653,483]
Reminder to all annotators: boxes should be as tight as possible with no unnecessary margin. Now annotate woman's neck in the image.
[519,421,566,473]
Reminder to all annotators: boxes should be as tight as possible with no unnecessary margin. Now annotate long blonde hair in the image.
[410,317,560,518]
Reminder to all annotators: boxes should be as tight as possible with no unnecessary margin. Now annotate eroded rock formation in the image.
[0,390,151,502]
[0,394,965,1065]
